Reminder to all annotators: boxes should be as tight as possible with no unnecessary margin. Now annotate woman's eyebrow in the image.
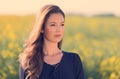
[49,22,56,23]
[49,21,64,24]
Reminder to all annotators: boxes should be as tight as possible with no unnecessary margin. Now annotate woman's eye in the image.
[50,24,55,26]
[61,24,64,26]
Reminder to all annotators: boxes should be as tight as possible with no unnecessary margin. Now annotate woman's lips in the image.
[54,34,61,37]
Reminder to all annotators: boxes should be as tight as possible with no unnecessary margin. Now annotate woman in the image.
[19,4,84,79]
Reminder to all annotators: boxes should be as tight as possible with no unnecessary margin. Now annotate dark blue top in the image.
[22,51,84,79]
[39,51,84,79]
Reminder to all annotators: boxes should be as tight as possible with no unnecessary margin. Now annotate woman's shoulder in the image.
[63,51,81,60]
[63,51,79,57]
[62,50,83,67]
[62,51,85,79]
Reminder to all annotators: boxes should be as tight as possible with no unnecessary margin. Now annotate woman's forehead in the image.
[46,13,64,23]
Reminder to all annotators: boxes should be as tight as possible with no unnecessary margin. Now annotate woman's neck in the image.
[43,41,61,56]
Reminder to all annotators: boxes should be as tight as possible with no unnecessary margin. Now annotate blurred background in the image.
[0,0,120,79]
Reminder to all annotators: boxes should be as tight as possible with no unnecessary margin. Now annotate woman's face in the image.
[43,13,65,43]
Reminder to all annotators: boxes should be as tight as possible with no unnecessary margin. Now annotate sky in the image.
[0,0,120,16]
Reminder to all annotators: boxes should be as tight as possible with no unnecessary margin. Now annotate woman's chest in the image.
[40,62,75,79]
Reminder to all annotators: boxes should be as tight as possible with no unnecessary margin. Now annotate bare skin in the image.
[42,13,65,65]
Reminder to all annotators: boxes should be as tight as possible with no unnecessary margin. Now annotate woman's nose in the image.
[56,26,62,31]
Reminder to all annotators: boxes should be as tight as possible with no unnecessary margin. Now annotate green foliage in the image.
[0,15,120,79]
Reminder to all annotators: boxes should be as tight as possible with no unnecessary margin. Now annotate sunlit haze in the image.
[0,0,120,16]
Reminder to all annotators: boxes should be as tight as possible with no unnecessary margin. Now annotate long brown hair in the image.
[19,4,65,79]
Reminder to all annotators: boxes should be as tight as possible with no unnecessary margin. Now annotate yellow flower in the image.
[109,56,116,65]
[9,31,17,40]
[8,65,17,75]
[75,33,84,41]
[110,72,118,79]
[8,42,14,49]
[1,50,15,58]
[96,50,103,57]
